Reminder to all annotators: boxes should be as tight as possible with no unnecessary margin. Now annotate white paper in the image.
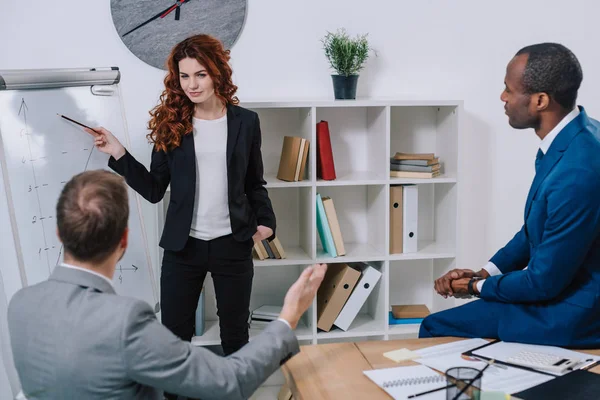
[413,339,554,394]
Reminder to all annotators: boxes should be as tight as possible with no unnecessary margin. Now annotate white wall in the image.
[1,0,599,394]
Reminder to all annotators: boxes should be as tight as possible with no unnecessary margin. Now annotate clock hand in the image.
[160,0,189,19]
[121,0,189,38]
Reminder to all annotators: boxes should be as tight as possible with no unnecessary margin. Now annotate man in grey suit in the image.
[8,170,327,400]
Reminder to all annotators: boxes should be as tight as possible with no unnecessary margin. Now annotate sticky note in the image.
[481,392,512,400]
[383,348,420,362]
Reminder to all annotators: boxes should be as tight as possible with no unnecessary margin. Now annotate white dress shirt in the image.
[189,114,232,240]
[476,107,580,293]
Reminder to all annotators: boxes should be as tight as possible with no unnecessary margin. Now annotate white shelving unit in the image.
[158,99,462,345]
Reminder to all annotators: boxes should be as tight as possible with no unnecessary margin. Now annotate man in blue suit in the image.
[420,43,600,347]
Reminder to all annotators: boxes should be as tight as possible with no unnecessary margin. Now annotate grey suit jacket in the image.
[8,266,299,399]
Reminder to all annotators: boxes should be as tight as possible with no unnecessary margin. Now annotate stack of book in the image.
[388,304,430,325]
[390,152,441,179]
[253,236,286,261]
[316,193,345,258]
[276,136,310,182]
[249,305,282,328]
[317,262,382,332]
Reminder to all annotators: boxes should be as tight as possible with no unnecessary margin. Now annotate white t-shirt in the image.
[189,114,232,240]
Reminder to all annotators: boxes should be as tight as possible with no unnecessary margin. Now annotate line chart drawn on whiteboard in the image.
[0,68,159,311]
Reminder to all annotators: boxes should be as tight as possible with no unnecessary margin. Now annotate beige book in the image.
[297,139,310,181]
[270,236,286,259]
[391,304,431,319]
[393,152,436,161]
[390,170,441,179]
[294,138,306,181]
[276,136,303,181]
[252,242,266,260]
[321,196,346,256]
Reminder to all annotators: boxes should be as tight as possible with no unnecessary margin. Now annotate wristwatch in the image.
[468,277,482,297]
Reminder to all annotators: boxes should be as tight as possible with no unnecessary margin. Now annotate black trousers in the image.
[162,234,254,399]
[161,233,254,352]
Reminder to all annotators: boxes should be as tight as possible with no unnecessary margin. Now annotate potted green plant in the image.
[321,28,371,99]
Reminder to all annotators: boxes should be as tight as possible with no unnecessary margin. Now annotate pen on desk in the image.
[473,356,507,369]
[581,359,600,371]
[57,114,100,135]
[408,383,456,398]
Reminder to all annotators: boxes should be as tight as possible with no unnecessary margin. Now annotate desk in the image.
[281,338,600,400]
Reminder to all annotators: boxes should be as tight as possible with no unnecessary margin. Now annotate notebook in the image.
[513,369,600,399]
[363,365,446,399]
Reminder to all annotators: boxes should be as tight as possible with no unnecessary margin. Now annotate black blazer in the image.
[108,104,276,252]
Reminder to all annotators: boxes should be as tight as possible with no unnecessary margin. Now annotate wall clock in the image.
[110,0,247,70]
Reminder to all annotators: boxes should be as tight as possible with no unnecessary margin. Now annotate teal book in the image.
[316,193,337,257]
[388,312,423,325]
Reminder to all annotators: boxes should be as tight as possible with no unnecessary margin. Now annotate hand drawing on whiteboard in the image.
[0,76,159,312]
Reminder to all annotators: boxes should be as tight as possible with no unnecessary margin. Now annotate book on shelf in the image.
[316,193,338,258]
[391,304,431,319]
[321,196,346,256]
[390,163,440,173]
[276,136,310,182]
[392,152,436,161]
[388,312,424,325]
[252,240,268,260]
[316,120,336,180]
[252,305,283,318]
[252,236,287,260]
[390,152,442,179]
[390,170,441,179]
[391,157,439,166]
[249,305,282,328]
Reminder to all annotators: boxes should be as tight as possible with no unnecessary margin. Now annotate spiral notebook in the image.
[363,365,446,399]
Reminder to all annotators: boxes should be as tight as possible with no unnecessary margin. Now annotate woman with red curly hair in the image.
[87,34,275,364]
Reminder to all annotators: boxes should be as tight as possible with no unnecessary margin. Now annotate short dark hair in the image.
[515,43,582,110]
[56,170,128,263]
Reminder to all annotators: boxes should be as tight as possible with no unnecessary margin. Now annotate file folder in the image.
[390,185,403,254]
[402,185,418,253]
[334,263,382,331]
[317,263,361,331]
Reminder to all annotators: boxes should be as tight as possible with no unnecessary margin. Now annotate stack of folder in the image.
[390,152,441,179]
[276,136,310,182]
[316,193,345,258]
[317,262,382,332]
[253,236,286,261]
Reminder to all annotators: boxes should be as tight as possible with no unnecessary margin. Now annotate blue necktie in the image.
[535,148,544,173]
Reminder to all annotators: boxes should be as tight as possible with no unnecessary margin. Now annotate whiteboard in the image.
[0,68,159,312]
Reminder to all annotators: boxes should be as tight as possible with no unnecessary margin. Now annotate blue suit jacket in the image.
[480,106,600,347]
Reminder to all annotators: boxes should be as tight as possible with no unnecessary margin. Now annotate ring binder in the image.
[383,374,445,388]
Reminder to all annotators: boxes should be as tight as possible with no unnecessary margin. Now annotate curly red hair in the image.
[147,34,239,152]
